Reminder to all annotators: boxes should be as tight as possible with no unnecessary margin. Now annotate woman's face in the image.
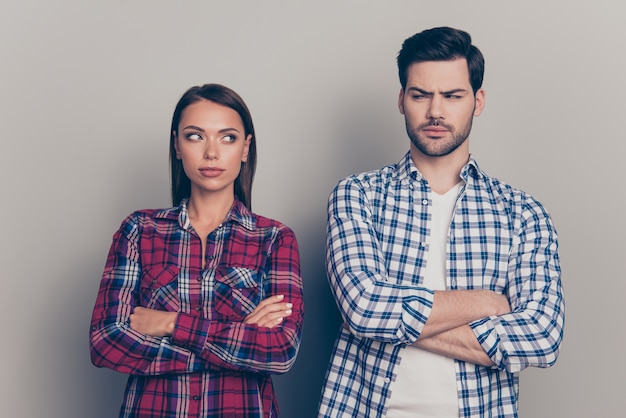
[174,99,251,200]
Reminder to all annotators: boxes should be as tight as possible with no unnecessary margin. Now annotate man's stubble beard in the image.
[406,113,474,157]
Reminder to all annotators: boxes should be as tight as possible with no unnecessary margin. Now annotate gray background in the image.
[1,1,624,417]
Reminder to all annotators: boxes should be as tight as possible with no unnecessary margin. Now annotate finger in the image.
[258,315,283,328]
[244,294,292,325]
[259,302,292,315]
[248,300,291,321]
[256,308,293,328]
[267,316,284,328]
[255,294,285,311]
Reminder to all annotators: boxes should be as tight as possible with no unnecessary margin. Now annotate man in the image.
[318,27,564,418]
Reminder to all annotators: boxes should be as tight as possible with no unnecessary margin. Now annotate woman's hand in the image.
[130,307,178,337]
[244,294,293,328]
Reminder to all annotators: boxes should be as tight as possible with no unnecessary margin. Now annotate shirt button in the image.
[196,276,202,282]
[422,199,429,205]
[194,306,202,312]
[192,395,200,401]
[384,377,391,384]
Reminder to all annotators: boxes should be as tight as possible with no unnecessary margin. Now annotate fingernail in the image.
[286,303,293,308]
[285,310,292,315]
[277,295,285,300]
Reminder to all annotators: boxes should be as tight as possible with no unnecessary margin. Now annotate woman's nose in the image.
[204,141,218,160]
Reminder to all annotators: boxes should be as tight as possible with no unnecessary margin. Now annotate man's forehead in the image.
[405,59,471,90]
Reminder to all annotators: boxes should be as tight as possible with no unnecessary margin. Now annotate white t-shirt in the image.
[386,182,462,418]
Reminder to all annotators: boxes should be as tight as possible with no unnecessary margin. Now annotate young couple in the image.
[90,26,564,418]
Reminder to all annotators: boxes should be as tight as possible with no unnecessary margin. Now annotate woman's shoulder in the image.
[233,200,291,232]
[243,210,296,239]
[251,212,289,229]
[120,205,181,228]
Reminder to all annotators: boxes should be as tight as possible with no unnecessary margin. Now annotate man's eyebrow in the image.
[441,88,469,95]
[407,86,432,95]
[407,87,469,95]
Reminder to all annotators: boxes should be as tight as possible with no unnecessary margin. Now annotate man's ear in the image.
[474,89,485,117]
[398,88,406,115]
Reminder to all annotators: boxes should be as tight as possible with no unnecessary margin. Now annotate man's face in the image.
[398,59,485,158]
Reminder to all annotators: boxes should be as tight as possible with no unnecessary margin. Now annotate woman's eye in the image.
[187,133,202,141]
[223,134,236,143]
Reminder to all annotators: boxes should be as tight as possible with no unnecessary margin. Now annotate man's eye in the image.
[412,95,426,100]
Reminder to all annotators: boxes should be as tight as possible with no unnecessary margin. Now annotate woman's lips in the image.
[199,167,224,177]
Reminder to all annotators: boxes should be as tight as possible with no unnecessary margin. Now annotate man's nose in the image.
[426,96,444,119]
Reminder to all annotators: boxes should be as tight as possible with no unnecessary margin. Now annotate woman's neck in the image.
[187,191,235,234]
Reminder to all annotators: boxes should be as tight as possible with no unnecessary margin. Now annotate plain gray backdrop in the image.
[1,1,624,417]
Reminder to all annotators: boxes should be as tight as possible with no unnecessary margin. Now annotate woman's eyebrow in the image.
[182,125,241,134]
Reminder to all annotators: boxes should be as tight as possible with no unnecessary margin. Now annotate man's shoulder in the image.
[333,155,409,193]
[474,169,551,216]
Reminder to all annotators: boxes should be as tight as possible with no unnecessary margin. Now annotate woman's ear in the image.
[241,134,252,163]
[173,131,181,159]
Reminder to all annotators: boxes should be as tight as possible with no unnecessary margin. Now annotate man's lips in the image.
[422,127,449,135]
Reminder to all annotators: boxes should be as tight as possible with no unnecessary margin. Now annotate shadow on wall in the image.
[273,219,342,417]
[47,253,128,418]
[272,90,407,417]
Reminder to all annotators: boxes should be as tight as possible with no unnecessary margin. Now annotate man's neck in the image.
[410,146,469,194]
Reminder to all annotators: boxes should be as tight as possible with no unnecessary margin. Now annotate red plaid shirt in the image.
[90,199,304,417]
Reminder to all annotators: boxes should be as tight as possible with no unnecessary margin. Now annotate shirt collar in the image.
[154,198,256,231]
[398,151,484,183]
[460,155,483,182]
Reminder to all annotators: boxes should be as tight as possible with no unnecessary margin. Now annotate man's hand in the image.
[412,289,511,365]
[244,294,293,328]
[420,290,510,339]
[414,325,496,366]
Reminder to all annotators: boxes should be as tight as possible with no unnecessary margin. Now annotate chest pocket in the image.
[214,266,263,320]
[139,264,180,311]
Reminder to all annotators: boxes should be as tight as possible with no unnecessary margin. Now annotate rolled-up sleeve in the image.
[327,177,435,345]
[89,214,200,376]
[470,198,565,373]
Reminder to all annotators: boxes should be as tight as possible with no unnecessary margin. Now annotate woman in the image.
[90,84,304,417]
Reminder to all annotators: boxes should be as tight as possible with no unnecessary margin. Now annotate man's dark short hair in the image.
[397,26,484,94]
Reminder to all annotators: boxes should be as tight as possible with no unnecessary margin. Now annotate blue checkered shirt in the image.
[318,153,564,417]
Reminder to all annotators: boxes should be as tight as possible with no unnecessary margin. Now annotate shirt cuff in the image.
[170,312,210,354]
[404,288,435,341]
[470,316,503,369]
